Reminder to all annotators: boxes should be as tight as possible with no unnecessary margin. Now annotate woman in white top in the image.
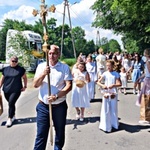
[122,53,131,80]
[97,60,122,132]
[119,67,127,94]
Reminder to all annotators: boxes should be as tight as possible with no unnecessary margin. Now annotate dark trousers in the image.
[4,92,21,118]
[34,101,68,150]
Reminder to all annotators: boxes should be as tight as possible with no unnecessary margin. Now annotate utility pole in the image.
[96,30,101,47]
[61,0,76,59]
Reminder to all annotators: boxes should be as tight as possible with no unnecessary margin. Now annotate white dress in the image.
[71,71,90,108]
[120,72,127,88]
[99,71,120,132]
[86,62,97,99]
[96,54,106,75]
[122,58,131,71]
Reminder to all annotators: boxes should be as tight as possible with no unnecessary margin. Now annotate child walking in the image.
[71,61,90,121]
[119,67,128,94]
[86,55,97,100]
[97,60,122,132]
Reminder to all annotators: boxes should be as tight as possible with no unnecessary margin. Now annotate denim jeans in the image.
[34,101,68,150]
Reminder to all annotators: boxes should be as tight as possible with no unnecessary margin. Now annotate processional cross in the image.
[32,0,56,146]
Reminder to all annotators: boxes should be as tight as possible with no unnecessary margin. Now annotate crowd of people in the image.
[77,49,146,96]
[72,48,150,133]
[0,46,150,150]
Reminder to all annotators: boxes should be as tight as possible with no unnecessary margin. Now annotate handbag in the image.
[0,93,3,116]
[140,94,150,121]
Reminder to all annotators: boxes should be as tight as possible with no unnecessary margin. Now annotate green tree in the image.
[0,19,15,59]
[32,19,43,37]
[100,37,109,53]
[84,40,95,55]
[0,19,34,60]
[108,39,121,53]
[47,18,57,45]
[91,0,150,52]
[121,36,139,54]
[0,30,6,59]
[59,24,74,58]
[7,31,32,67]
[72,26,86,57]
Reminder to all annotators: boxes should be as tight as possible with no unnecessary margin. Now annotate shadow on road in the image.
[66,117,150,133]
[1,117,36,126]
[90,98,102,103]
[66,116,100,130]
[118,122,150,133]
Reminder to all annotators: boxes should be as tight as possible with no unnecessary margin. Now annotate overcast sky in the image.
[0,0,123,48]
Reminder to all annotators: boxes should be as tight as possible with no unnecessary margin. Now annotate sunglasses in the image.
[12,60,18,63]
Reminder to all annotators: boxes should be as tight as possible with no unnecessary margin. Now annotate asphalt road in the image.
[0,80,150,150]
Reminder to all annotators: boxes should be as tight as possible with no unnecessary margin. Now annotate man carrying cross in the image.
[33,45,72,150]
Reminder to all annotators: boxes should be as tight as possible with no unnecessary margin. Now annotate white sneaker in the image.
[12,116,16,122]
[6,118,12,127]
[76,114,80,120]
[139,120,150,125]
[79,117,84,121]
[79,115,84,121]
[133,89,136,95]
[137,91,140,96]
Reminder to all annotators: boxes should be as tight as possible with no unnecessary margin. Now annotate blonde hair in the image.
[98,48,103,54]
[144,48,150,57]
[106,59,115,66]
[10,56,18,61]
[120,66,126,72]
[50,45,60,51]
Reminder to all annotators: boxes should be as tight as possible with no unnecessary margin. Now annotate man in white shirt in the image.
[96,48,106,77]
[33,45,72,150]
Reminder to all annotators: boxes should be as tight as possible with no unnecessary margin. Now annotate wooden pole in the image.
[43,40,53,146]
[66,1,76,59]
[60,0,77,59]
[38,0,54,146]
[60,1,66,58]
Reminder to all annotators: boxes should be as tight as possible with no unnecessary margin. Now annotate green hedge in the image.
[61,58,76,67]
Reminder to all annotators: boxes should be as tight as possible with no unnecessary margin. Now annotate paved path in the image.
[0,80,150,150]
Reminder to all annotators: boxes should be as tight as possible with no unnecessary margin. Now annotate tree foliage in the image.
[99,38,121,54]
[7,31,31,66]
[91,0,150,53]
[0,18,121,60]
[0,19,34,59]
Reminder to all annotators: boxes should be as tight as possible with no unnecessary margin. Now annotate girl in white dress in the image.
[97,60,122,132]
[119,67,127,94]
[122,53,131,80]
[71,62,90,121]
[86,55,97,100]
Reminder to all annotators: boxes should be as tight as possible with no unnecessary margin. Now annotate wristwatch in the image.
[55,94,58,99]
